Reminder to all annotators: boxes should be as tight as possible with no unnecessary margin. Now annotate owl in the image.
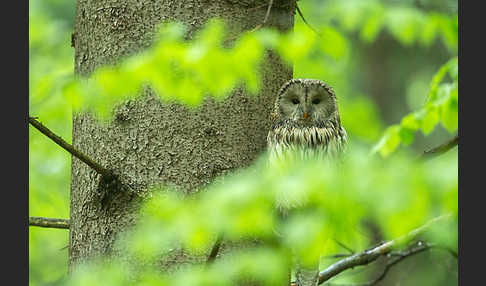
[267,78,347,162]
[266,79,347,286]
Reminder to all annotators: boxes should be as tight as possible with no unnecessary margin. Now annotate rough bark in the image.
[69,0,296,274]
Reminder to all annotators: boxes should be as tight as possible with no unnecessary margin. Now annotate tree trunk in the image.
[69,0,296,272]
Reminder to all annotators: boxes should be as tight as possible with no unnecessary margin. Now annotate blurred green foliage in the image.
[373,57,458,156]
[29,0,457,285]
[63,146,457,286]
[321,0,457,50]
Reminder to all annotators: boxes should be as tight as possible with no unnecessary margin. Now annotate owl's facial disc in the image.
[278,83,336,126]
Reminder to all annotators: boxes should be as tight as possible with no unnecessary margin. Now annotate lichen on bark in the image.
[69,0,296,275]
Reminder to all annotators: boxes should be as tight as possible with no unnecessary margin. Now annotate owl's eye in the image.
[312,98,321,105]
[291,98,300,105]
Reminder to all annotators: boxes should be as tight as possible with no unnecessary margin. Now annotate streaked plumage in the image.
[267,79,347,286]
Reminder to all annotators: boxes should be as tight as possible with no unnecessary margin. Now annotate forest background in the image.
[29,0,458,285]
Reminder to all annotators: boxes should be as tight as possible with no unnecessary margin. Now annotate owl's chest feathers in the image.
[267,123,347,213]
[270,126,328,146]
[267,122,347,160]
[268,123,345,147]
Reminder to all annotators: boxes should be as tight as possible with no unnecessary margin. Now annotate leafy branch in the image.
[373,57,458,157]
[319,0,458,49]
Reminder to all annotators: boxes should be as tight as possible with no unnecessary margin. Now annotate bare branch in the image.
[355,241,430,286]
[317,214,451,285]
[320,242,431,286]
[29,216,70,229]
[29,117,112,178]
[420,135,458,161]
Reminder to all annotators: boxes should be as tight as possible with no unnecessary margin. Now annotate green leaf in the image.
[419,13,438,47]
[436,15,458,51]
[319,25,349,60]
[373,125,401,157]
[420,106,440,135]
[333,2,366,31]
[448,57,459,81]
[400,113,420,130]
[398,127,415,146]
[62,79,83,110]
[340,95,383,142]
[95,67,129,98]
[426,59,452,104]
[431,83,453,106]
[385,8,423,46]
[31,74,55,103]
[440,87,458,132]
[278,23,317,63]
[360,6,385,43]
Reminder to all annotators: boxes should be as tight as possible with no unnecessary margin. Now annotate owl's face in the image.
[275,79,338,126]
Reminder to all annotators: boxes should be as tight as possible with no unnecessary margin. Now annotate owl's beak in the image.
[303,112,309,119]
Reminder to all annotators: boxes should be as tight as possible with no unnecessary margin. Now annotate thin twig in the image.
[429,244,458,259]
[333,239,355,254]
[206,235,223,264]
[29,216,70,229]
[317,214,451,285]
[247,3,270,12]
[262,0,274,26]
[224,0,275,43]
[420,135,458,161]
[241,0,274,36]
[323,253,354,259]
[296,4,321,36]
[29,117,112,178]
